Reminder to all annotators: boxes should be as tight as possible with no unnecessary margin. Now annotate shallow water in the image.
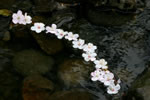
[0,0,150,100]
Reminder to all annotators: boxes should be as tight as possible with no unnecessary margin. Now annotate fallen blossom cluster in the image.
[12,10,32,25]
[12,10,121,94]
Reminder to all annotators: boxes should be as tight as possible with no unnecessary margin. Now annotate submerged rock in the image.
[48,9,76,28]
[11,25,32,40]
[31,32,64,55]
[23,75,54,100]
[58,58,94,88]
[12,49,54,76]
[48,90,93,100]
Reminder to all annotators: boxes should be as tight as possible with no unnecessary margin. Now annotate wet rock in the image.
[12,49,54,76]
[23,75,54,100]
[32,0,57,13]
[48,9,76,27]
[58,58,94,88]
[11,25,32,39]
[0,72,22,100]
[48,90,93,100]
[87,8,135,26]
[31,32,64,55]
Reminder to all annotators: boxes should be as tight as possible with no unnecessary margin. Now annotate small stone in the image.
[12,49,54,76]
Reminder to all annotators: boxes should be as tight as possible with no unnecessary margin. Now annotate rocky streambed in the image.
[0,0,150,100]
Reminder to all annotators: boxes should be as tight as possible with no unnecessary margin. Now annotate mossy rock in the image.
[12,49,54,76]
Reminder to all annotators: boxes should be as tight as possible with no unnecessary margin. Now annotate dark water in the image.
[0,0,150,100]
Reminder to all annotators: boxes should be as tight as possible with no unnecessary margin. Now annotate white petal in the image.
[52,24,57,29]
[17,10,23,15]
[12,19,18,24]
[31,26,35,31]
[91,77,98,81]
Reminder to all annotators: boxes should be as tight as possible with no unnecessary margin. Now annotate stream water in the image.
[0,0,150,100]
